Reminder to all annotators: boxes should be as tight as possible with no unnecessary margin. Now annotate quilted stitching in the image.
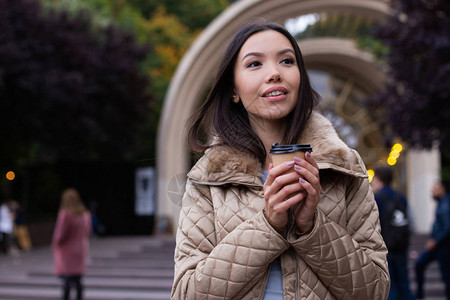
[172,120,389,299]
[173,172,389,299]
[174,183,290,299]
[288,173,388,299]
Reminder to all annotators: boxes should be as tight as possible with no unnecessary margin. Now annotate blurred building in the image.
[157,0,440,235]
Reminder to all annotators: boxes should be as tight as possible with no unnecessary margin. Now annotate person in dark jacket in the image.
[372,165,414,300]
[415,181,450,300]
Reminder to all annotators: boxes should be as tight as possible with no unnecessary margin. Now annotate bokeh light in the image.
[387,157,397,166]
[386,143,404,166]
[6,171,15,181]
[390,149,400,159]
[367,169,374,183]
[392,143,403,152]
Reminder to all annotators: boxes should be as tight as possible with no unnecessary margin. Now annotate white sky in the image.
[284,14,320,36]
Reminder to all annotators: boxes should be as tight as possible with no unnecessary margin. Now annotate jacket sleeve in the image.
[171,180,290,300]
[432,195,450,245]
[288,151,390,300]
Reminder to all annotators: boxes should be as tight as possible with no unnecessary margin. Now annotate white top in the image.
[0,204,14,234]
[261,170,284,299]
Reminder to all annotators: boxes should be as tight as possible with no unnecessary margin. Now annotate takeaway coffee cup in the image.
[270,143,312,172]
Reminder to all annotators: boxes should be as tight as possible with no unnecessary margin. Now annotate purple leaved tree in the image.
[368,0,450,151]
[0,0,152,165]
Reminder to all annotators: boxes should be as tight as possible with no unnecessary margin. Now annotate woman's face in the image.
[233,30,300,123]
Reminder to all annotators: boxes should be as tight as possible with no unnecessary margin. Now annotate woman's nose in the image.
[269,74,281,82]
[266,66,281,83]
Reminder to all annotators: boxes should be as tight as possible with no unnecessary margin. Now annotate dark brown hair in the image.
[188,20,320,166]
[374,165,393,186]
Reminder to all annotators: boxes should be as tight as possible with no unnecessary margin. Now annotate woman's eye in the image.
[281,58,295,65]
[247,61,261,68]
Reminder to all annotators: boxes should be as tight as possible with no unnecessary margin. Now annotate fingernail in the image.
[294,165,301,171]
[286,161,294,166]
[294,157,302,162]
[299,178,306,183]
[306,152,311,158]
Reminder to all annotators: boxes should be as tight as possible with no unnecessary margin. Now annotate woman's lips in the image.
[263,87,288,101]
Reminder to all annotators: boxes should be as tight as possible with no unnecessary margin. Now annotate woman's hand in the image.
[263,161,305,231]
[425,239,437,251]
[292,152,321,232]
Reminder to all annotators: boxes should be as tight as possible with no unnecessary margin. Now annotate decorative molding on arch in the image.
[300,37,386,164]
[156,0,390,226]
[300,38,385,92]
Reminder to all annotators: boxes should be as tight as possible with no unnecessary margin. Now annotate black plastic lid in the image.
[269,143,312,154]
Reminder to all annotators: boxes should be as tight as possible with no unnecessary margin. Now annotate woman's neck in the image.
[249,117,287,170]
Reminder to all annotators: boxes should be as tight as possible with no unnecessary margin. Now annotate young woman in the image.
[52,188,91,300]
[171,21,389,300]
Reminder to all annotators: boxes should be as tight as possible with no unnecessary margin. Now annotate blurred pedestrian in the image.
[88,200,105,238]
[415,181,450,300]
[10,200,32,251]
[372,165,414,300]
[0,199,15,254]
[52,188,91,300]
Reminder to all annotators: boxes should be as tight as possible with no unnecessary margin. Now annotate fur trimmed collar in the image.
[188,112,367,185]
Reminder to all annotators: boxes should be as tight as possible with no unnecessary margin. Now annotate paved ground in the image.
[408,234,446,300]
[0,234,446,300]
[0,236,175,300]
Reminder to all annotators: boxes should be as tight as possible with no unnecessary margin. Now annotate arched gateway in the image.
[156,0,438,233]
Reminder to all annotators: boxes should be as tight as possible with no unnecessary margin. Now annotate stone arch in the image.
[156,0,390,228]
[299,37,386,163]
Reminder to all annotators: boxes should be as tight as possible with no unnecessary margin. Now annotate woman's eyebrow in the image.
[242,48,295,61]
[278,49,295,56]
[242,52,263,61]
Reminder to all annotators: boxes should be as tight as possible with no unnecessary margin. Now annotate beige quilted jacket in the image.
[172,112,390,300]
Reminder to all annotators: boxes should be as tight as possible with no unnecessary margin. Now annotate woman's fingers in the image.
[291,152,322,229]
[298,177,319,205]
[305,151,319,169]
[294,154,320,186]
[264,164,305,229]
[266,181,304,206]
[264,163,301,196]
[263,155,321,230]
[272,191,306,212]
[264,161,296,186]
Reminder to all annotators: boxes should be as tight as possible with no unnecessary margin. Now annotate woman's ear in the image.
[232,89,240,103]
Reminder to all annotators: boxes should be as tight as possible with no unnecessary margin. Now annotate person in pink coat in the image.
[52,188,91,300]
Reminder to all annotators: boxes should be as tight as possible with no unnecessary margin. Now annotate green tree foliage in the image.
[368,0,450,151]
[144,7,192,102]
[43,0,230,160]
[128,0,229,31]
[296,13,374,40]
[295,13,388,59]
[0,0,151,165]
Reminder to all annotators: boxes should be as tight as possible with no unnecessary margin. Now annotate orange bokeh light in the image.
[6,171,15,181]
